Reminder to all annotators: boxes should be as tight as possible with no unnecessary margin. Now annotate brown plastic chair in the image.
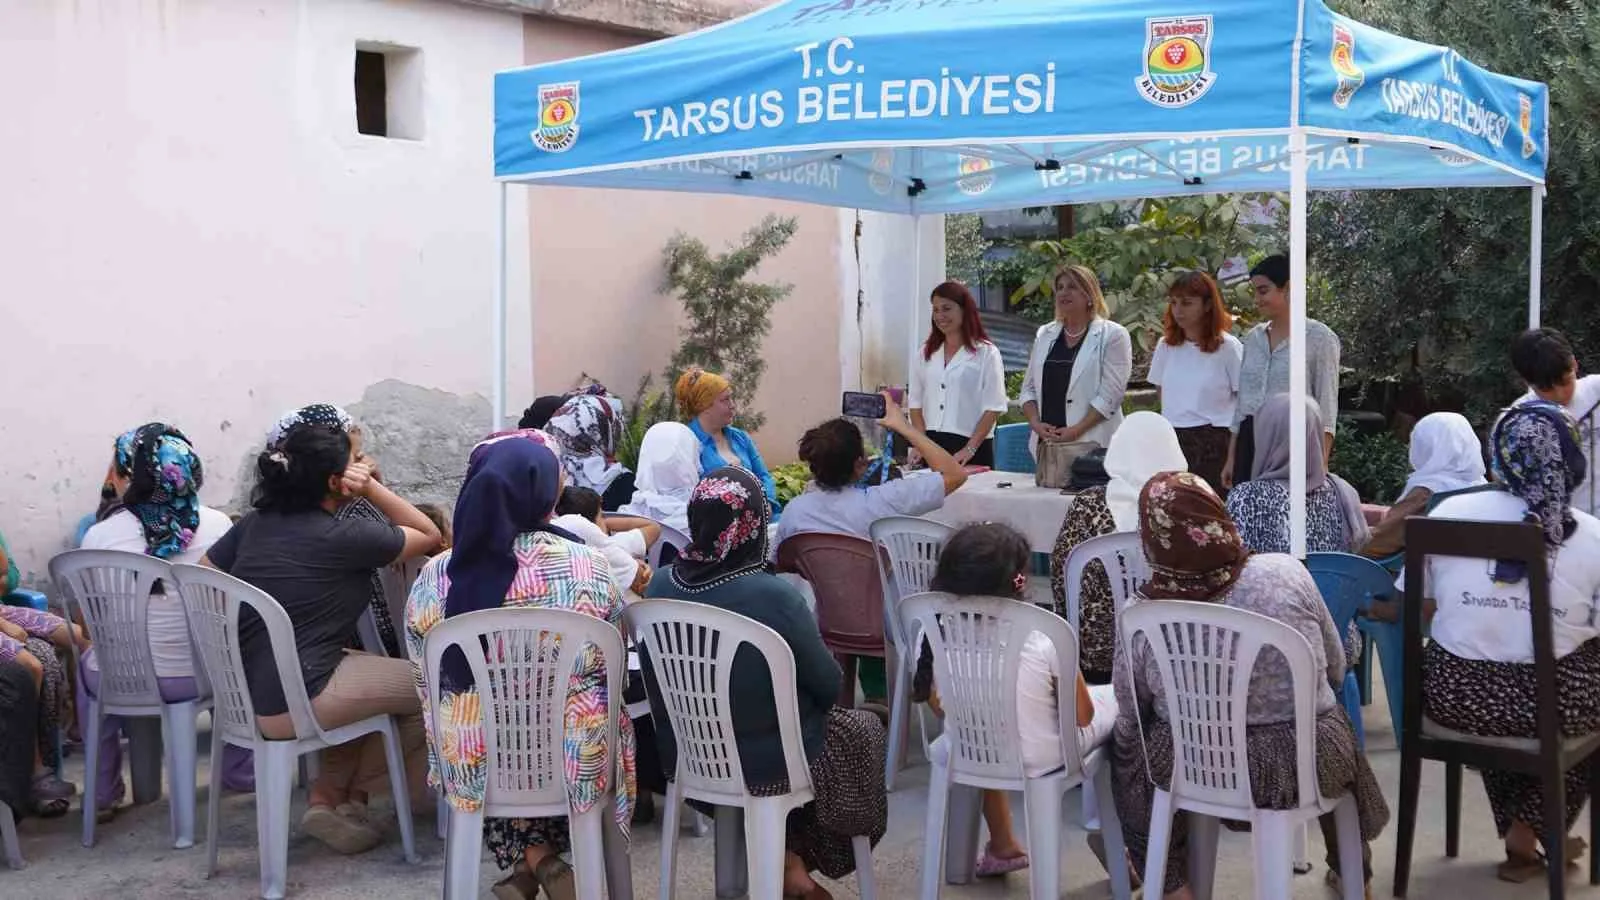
[1394,516,1600,899]
[775,533,888,709]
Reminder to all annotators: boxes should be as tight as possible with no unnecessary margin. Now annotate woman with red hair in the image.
[1147,270,1243,495]
[906,281,1009,468]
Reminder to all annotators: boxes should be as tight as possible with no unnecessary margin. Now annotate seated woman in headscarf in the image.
[1416,403,1600,883]
[79,423,253,818]
[544,386,638,512]
[205,420,441,855]
[406,429,635,900]
[676,367,779,508]
[642,467,887,900]
[1113,472,1388,900]
[1360,412,1487,559]
[1048,411,1188,685]
[264,404,407,657]
[1226,393,1369,555]
[619,422,702,536]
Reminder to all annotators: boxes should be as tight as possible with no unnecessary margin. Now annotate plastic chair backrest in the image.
[993,422,1037,474]
[422,607,625,815]
[378,557,428,656]
[647,521,691,569]
[48,549,174,709]
[899,591,1084,783]
[774,533,886,657]
[1120,600,1320,812]
[868,516,953,656]
[1304,553,1393,636]
[1061,530,1147,626]
[625,600,812,806]
[169,563,322,745]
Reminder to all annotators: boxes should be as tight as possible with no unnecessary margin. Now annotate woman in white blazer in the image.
[1018,264,1133,454]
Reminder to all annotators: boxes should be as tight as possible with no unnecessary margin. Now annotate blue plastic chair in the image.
[992,422,1035,474]
[1306,553,1398,747]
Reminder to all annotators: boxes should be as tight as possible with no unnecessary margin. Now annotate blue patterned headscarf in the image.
[1491,401,1587,549]
[113,424,204,559]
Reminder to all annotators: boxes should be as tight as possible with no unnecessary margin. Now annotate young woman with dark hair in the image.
[906,281,1010,468]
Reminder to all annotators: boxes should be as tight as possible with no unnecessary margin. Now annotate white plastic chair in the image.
[48,549,208,850]
[868,515,953,790]
[423,608,634,900]
[1120,600,1364,900]
[900,591,1133,900]
[626,600,878,900]
[645,520,692,570]
[169,564,417,900]
[1060,530,1147,625]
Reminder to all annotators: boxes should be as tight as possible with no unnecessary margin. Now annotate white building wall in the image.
[0,0,529,582]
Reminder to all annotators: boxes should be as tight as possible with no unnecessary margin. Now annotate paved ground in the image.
[4,677,1596,898]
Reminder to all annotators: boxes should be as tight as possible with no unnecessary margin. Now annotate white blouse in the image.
[908,339,1009,439]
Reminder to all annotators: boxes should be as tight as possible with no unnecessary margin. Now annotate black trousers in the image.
[1232,416,1256,486]
[925,430,994,468]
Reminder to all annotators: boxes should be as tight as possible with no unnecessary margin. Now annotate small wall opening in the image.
[355,43,424,140]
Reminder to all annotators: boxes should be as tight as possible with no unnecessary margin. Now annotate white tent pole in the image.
[1529,185,1543,329]
[493,182,508,431]
[1289,128,1310,559]
[910,213,924,393]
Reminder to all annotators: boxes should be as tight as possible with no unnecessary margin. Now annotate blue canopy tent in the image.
[492,0,1549,555]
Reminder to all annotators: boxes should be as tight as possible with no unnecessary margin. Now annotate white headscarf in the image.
[1104,411,1189,532]
[618,422,702,532]
[1402,412,1486,500]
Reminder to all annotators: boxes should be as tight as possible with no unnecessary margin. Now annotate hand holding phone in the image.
[842,391,888,420]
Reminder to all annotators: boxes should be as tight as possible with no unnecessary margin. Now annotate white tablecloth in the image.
[926,470,1078,554]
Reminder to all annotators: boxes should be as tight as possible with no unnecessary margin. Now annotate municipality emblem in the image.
[869,149,896,196]
[532,82,580,153]
[1331,23,1365,109]
[1136,16,1216,108]
[956,154,995,196]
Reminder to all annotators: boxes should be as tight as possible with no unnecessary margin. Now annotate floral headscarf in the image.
[1138,471,1250,602]
[266,403,354,449]
[545,392,627,493]
[1491,401,1587,548]
[112,424,204,559]
[669,467,771,593]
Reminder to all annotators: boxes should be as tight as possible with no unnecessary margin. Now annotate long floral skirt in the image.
[1423,638,1600,837]
[1112,707,1389,894]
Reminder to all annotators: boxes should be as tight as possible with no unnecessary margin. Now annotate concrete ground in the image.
[4,676,1596,898]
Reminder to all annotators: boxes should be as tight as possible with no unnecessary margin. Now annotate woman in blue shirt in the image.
[677,366,779,507]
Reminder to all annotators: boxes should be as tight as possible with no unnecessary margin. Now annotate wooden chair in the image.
[1393,517,1600,898]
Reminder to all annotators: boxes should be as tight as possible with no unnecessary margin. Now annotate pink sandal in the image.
[974,847,1030,877]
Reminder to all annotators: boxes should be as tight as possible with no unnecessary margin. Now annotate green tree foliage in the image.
[944,213,991,284]
[1311,0,1599,423]
[1007,195,1285,354]
[661,215,799,432]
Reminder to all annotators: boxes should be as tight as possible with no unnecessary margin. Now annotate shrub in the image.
[1330,427,1409,504]
[772,462,811,506]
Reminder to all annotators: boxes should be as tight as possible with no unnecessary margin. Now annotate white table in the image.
[925,469,1079,554]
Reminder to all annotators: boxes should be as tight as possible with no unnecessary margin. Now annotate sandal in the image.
[531,855,578,900]
[974,846,1030,877]
[1087,830,1143,889]
[1497,836,1588,883]
[489,861,540,900]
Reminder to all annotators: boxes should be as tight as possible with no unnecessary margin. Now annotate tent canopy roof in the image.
[493,0,1548,214]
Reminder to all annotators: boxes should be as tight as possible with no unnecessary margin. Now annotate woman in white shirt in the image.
[1018,264,1133,455]
[79,424,252,818]
[1417,402,1600,882]
[907,281,1010,468]
[1148,271,1242,495]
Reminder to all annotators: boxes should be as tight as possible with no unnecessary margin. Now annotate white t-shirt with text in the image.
[1405,490,1600,663]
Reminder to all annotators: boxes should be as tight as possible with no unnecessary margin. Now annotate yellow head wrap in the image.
[675,367,732,417]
